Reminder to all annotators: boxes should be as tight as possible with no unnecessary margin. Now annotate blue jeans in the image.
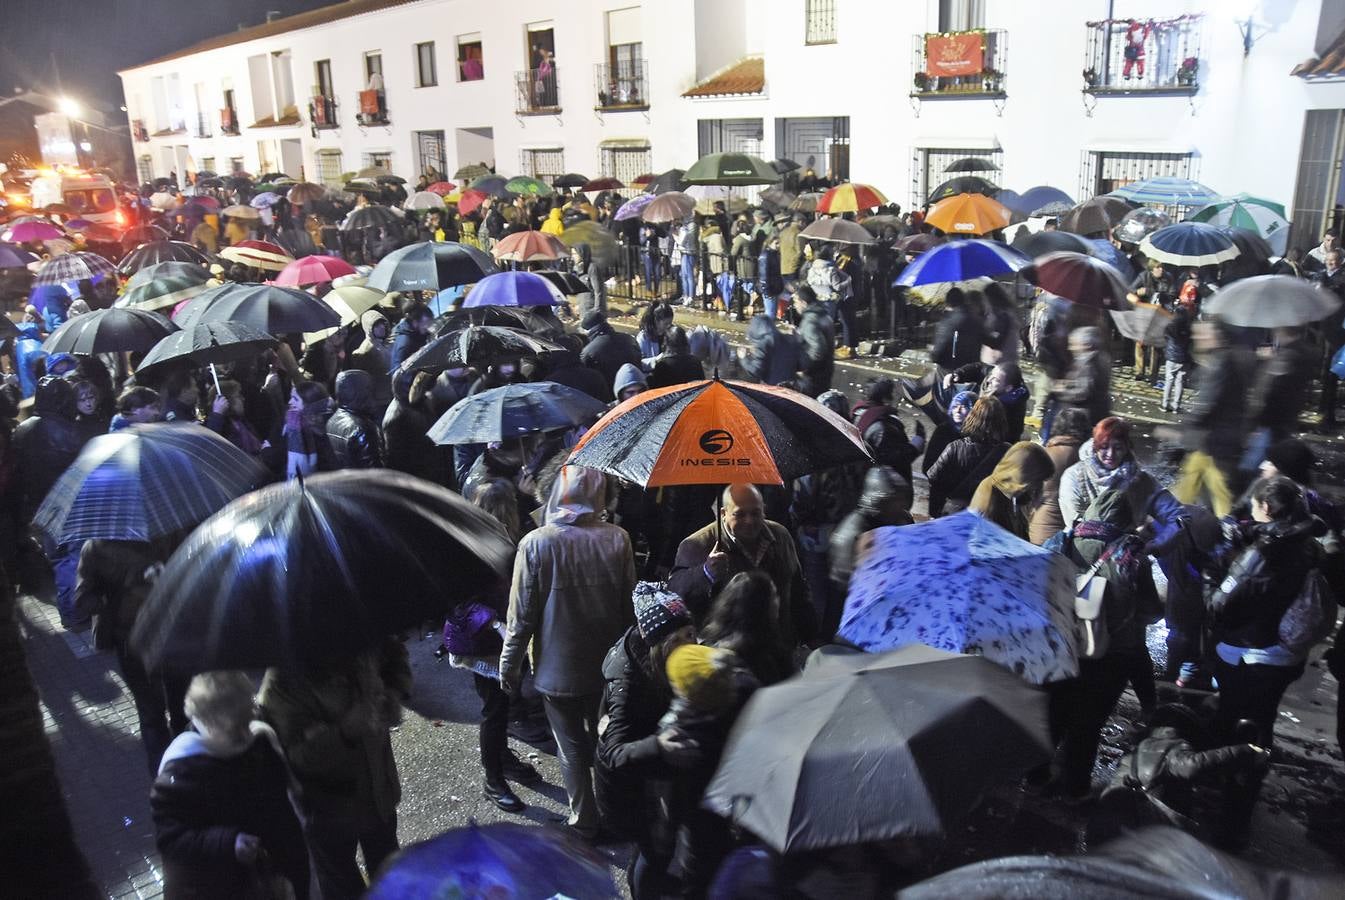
[53,541,84,625]
[763,292,778,320]
[679,256,695,300]
[642,252,660,292]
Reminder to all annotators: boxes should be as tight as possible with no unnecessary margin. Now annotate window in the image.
[415,41,438,87]
[229,156,246,174]
[415,131,446,179]
[1080,150,1194,202]
[200,157,216,174]
[316,149,344,188]
[1291,110,1345,252]
[805,0,837,45]
[939,0,986,32]
[365,51,383,87]
[315,60,334,98]
[520,148,564,185]
[136,155,153,184]
[363,151,393,172]
[457,33,484,81]
[600,143,651,196]
[911,146,1004,207]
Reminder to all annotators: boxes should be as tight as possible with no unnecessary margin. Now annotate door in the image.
[316,60,334,98]
[1292,109,1345,251]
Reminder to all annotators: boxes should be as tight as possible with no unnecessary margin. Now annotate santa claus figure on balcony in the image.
[1122,19,1152,80]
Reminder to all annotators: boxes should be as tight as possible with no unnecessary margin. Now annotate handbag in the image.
[1075,560,1110,659]
[443,601,499,656]
[1278,569,1336,656]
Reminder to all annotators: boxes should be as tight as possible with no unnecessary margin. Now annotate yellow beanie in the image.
[665,644,724,699]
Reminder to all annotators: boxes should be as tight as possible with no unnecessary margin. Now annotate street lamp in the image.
[58,96,81,118]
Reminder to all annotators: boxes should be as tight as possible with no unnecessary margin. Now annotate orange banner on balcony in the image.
[925,31,985,77]
[359,90,381,115]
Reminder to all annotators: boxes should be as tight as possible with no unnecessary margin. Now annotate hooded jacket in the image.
[742,314,801,386]
[1211,514,1321,653]
[33,285,71,335]
[541,208,565,236]
[612,362,648,403]
[13,321,47,398]
[544,349,611,402]
[13,376,88,523]
[968,440,1056,540]
[830,467,914,591]
[926,435,1009,518]
[579,320,643,401]
[349,310,394,414]
[931,305,988,371]
[389,317,427,373]
[1029,434,1084,545]
[796,303,835,397]
[499,467,636,696]
[382,373,447,484]
[325,370,384,468]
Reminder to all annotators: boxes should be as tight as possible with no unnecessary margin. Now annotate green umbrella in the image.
[454,163,492,181]
[684,152,780,187]
[504,176,554,196]
[1188,193,1290,256]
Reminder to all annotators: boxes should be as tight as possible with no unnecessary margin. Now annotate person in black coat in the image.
[151,672,310,900]
[792,284,834,397]
[741,313,800,386]
[648,326,706,389]
[326,369,385,468]
[829,466,914,606]
[389,301,433,372]
[579,310,642,401]
[849,377,924,485]
[382,370,448,484]
[925,396,1010,517]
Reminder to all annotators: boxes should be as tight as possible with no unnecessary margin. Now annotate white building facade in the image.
[119,0,1345,249]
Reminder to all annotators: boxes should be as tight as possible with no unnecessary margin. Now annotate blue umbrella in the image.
[0,241,38,269]
[1012,185,1074,214]
[615,192,656,221]
[463,270,557,307]
[1109,176,1219,207]
[1087,238,1135,281]
[894,239,1029,287]
[250,192,281,209]
[429,381,607,444]
[838,511,1078,684]
[1139,222,1240,267]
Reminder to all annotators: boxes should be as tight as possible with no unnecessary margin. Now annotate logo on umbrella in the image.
[699,429,735,455]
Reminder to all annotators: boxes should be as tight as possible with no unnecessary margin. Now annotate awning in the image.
[1083,140,1196,155]
[598,138,651,149]
[519,143,564,152]
[911,135,1001,150]
[683,58,765,98]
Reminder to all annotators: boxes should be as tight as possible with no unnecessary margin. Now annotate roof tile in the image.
[1293,29,1345,78]
[682,58,765,98]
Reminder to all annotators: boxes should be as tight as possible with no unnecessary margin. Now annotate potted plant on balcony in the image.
[1177,57,1198,86]
[913,71,931,93]
[1082,67,1099,89]
[981,67,1003,93]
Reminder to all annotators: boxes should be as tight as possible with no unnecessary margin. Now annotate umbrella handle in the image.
[209,362,222,395]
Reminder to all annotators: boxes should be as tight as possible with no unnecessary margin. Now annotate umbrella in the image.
[1113,207,1171,244]
[550,172,589,189]
[432,305,562,338]
[1024,251,1130,310]
[771,157,802,173]
[33,424,268,545]
[503,175,553,196]
[641,191,697,224]
[490,230,568,263]
[817,183,888,214]
[1087,237,1135,280]
[896,239,1027,288]
[115,271,210,312]
[558,221,620,270]
[221,205,261,220]
[353,166,386,180]
[425,181,457,196]
[5,221,64,243]
[33,251,117,286]
[0,242,38,269]
[286,182,326,205]
[455,188,490,217]
[42,202,76,217]
[118,241,209,276]
[1204,275,1341,328]
[1109,176,1220,207]
[365,822,619,900]
[135,321,279,376]
[568,378,870,487]
[533,270,589,297]
[462,271,558,308]
[895,232,944,254]
[789,192,824,213]
[340,205,401,231]
[944,157,1001,173]
[453,163,493,181]
[685,152,780,187]
[219,239,294,272]
[860,215,904,235]
[929,176,998,204]
[121,224,169,245]
[642,169,687,195]
[125,261,210,291]
[375,174,406,186]
[838,511,1078,684]
[1060,196,1133,236]
[581,176,625,192]
[42,237,76,257]
[1007,186,1074,215]
[799,218,873,245]
[702,645,1052,852]
[403,190,446,211]
[324,284,392,323]
[614,193,656,221]
[470,174,513,198]
[43,308,178,355]
[925,193,1011,236]
[274,254,356,287]
[1031,200,1074,217]
[429,381,606,444]
[758,185,796,209]
[249,192,281,209]
[148,191,178,210]
[1219,226,1274,263]
[1010,229,1094,258]
[1139,222,1239,267]
[1188,193,1290,256]
[129,470,516,673]
[367,241,497,293]
[256,172,293,183]
[175,282,342,334]
[1110,302,1172,346]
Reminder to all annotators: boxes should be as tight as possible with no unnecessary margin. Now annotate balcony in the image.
[356,90,389,126]
[515,67,560,115]
[310,95,339,132]
[1081,16,1202,95]
[194,112,212,139]
[594,61,648,111]
[219,108,240,136]
[131,119,149,143]
[910,29,1007,99]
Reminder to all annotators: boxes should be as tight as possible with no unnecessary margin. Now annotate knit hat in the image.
[633,582,692,646]
[666,644,733,709]
[1265,438,1314,486]
[948,390,977,418]
[581,309,607,331]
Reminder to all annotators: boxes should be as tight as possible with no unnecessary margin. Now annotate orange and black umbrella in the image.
[567,378,870,487]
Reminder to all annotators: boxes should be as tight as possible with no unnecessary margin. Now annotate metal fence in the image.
[515,67,560,114]
[910,29,1008,96]
[1082,17,1201,92]
[594,60,649,110]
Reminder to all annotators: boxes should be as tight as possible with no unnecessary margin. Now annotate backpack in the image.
[1075,560,1110,659]
[1278,570,1336,656]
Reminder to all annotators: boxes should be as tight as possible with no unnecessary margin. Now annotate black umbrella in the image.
[130,470,516,673]
[117,240,210,276]
[197,177,225,189]
[702,645,1051,853]
[367,241,497,293]
[194,170,219,179]
[175,283,342,334]
[121,224,170,245]
[225,175,254,192]
[33,423,268,545]
[432,305,564,338]
[255,172,292,183]
[125,260,210,291]
[643,168,688,195]
[771,157,801,174]
[1061,196,1134,236]
[136,321,278,377]
[533,270,589,297]
[343,179,382,196]
[1219,226,1273,262]
[43,308,178,355]
[429,381,607,445]
[552,173,590,189]
[376,174,407,185]
[151,177,177,189]
[115,271,210,312]
[1011,228,1095,258]
[928,176,999,203]
[339,204,401,231]
[943,156,1001,173]
[399,325,564,374]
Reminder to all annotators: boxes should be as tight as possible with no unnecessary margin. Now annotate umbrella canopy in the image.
[367,241,497,293]
[684,152,781,187]
[894,232,945,254]
[1109,176,1220,207]
[340,205,401,231]
[219,239,294,272]
[533,269,590,297]
[33,251,117,286]
[838,512,1078,684]
[1087,238,1135,280]
[771,157,802,173]
[148,192,178,210]
[375,174,406,186]
[568,378,870,487]
[429,381,606,444]
[286,182,326,205]
[118,241,209,276]
[130,470,516,673]
[1024,251,1130,310]
[462,270,558,308]
[1011,186,1073,213]
[1031,200,1075,218]
[125,260,210,291]
[121,224,170,245]
[925,193,1011,236]
[1110,302,1172,346]
[453,163,493,181]
[221,204,261,220]
[1204,274,1341,328]
[136,321,279,376]
[1010,229,1094,258]
[0,241,39,269]
[503,175,553,196]
[944,156,1001,173]
[581,176,625,192]
[273,254,356,287]
[1061,196,1133,236]
[33,424,268,545]
[490,230,568,263]
[403,190,446,211]
[470,174,513,198]
[1219,226,1274,263]
[895,239,1028,287]
[115,271,210,312]
[44,308,177,355]
[365,823,619,900]
[256,171,293,183]
[552,172,590,189]
[1188,193,1290,256]
[175,282,342,334]
[758,185,796,209]
[798,218,873,245]
[614,193,656,221]
[642,192,697,224]
[249,192,281,209]
[643,169,687,194]
[928,175,998,204]
[860,215,904,235]
[702,645,1052,852]
[558,221,620,270]
[425,181,457,196]
[789,192,824,213]
[817,182,888,214]
[323,284,392,324]
[432,306,563,338]
[1113,207,1171,244]
[1139,222,1239,267]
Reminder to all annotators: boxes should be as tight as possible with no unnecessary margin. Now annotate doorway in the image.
[280,139,304,180]
[1292,108,1345,251]
[415,130,447,181]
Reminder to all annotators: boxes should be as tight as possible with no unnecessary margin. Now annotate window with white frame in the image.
[805,0,837,44]
[1080,151,1194,200]
[458,33,484,81]
[600,144,652,196]
[520,148,564,185]
[363,151,393,172]
[229,157,246,174]
[199,157,216,175]
[416,42,438,87]
[316,149,344,188]
[137,155,153,183]
[911,146,1004,207]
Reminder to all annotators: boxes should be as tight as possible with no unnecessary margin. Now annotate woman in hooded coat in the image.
[968,441,1055,541]
[925,396,1010,517]
[1028,407,1092,546]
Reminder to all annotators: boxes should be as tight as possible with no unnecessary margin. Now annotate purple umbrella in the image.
[614,193,656,221]
[250,192,281,209]
[462,271,557,308]
[5,221,64,243]
[0,242,38,269]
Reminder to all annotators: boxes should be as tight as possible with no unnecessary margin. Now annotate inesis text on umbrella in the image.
[681,429,750,468]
